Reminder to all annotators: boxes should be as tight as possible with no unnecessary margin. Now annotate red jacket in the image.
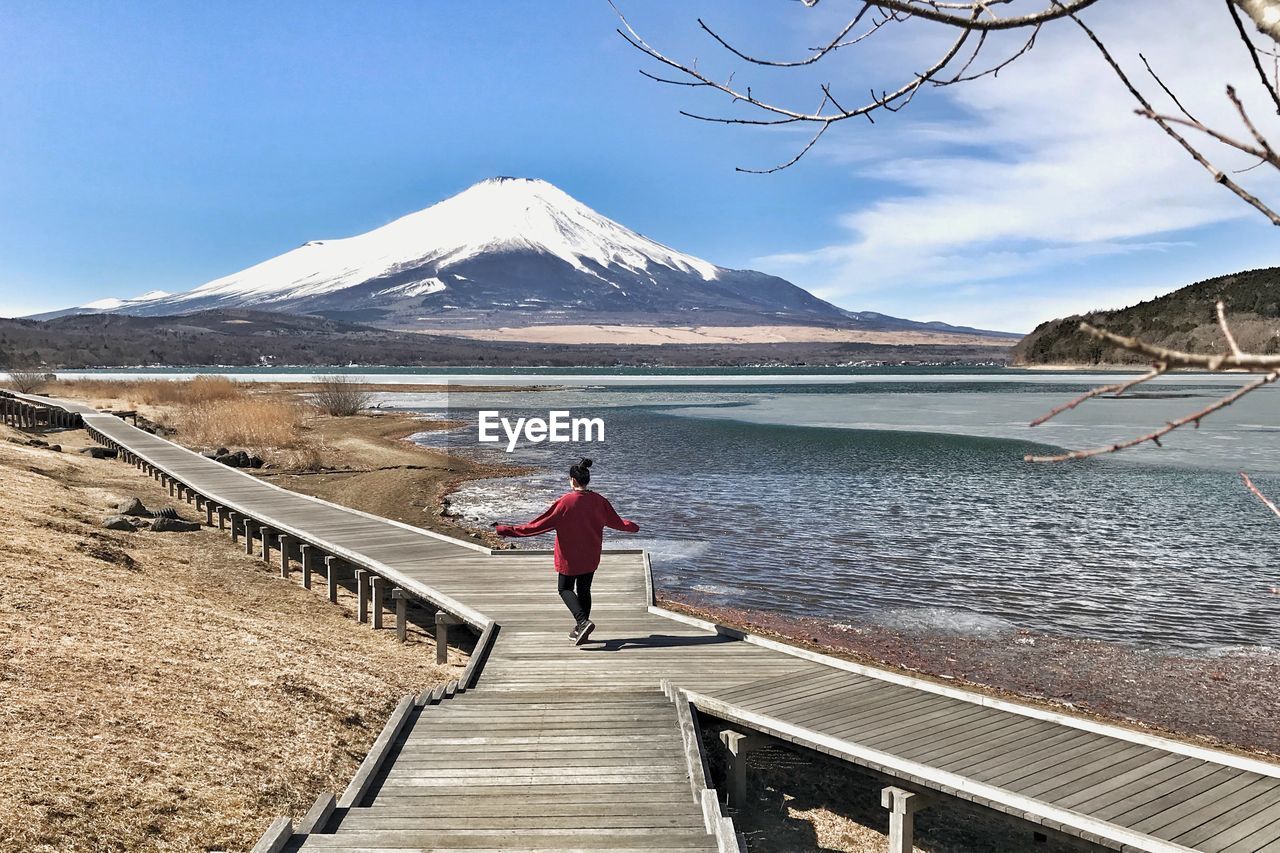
[496,490,639,575]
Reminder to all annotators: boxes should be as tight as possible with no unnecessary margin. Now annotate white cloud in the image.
[756,0,1280,329]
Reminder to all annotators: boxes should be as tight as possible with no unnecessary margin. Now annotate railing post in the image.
[355,569,369,623]
[217,506,228,531]
[325,556,339,603]
[300,544,314,590]
[370,577,385,630]
[719,730,767,809]
[244,519,256,555]
[881,787,932,853]
[393,589,408,643]
[278,533,291,578]
[260,526,274,563]
[435,612,461,665]
[205,501,215,527]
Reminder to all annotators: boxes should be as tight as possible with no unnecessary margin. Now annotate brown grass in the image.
[53,378,312,462]
[165,397,307,452]
[0,422,461,852]
[54,376,243,408]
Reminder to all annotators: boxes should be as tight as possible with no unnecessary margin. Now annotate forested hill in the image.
[1012,267,1280,365]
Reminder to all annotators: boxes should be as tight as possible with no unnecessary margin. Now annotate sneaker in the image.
[568,623,583,640]
[574,620,595,646]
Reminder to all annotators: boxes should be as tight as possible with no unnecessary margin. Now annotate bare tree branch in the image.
[803,0,1103,31]
[611,1,1100,171]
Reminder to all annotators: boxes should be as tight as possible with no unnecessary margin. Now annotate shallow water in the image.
[397,375,1280,653]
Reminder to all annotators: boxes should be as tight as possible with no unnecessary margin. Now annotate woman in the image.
[495,458,639,645]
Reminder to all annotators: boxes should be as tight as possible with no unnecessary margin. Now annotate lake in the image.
[390,372,1280,654]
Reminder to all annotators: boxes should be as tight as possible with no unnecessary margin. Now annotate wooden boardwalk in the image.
[10,389,1280,853]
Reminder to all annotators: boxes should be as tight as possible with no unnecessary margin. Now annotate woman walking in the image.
[495,458,639,645]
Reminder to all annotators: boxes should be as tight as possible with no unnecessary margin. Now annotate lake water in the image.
[393,373,1280,654]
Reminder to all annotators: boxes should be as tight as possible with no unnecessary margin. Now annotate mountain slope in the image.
[1013,267,1280,365]
[31,177,1012,338]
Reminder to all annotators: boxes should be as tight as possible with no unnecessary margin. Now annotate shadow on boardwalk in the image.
[585,633,740,652]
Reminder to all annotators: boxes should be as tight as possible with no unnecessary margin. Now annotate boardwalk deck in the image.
[11,389,1280,853]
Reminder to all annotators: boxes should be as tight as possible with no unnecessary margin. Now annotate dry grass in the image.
[0,423,461,852]
[53,378,312,462]
[164,397,307,452]
[54,376,243,408]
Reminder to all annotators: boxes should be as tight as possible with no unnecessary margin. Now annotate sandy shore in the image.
[0,416,464,852]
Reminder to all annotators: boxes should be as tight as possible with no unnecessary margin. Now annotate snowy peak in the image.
[31,178,871,330]
[176,177,720,307]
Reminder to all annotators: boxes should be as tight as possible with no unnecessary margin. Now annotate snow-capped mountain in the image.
[30,178,1005,337]
[33,290,173,321]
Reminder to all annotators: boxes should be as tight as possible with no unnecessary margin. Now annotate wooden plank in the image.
[249,817,292,853]
[297,791,337,834]
[1172,779,1280,848]
[337,695,415,809]
[1217,810,1280,852]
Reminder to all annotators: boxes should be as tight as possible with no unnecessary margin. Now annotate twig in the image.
[1025,370,1280,462]
[1241,471,1280,518]
[1027,304,1280,463]
[1029,363,1167,427]
[1217,300,1244,357]
[1080,322,1280,370]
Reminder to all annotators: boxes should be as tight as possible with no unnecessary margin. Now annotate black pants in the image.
[557,571,595,624]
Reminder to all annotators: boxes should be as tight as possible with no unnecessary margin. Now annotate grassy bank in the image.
[0,419,463,852]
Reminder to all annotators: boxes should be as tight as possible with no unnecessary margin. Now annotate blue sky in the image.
[1,0,1277,331]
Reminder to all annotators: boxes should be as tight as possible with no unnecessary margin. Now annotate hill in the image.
[1012,267,1280,365]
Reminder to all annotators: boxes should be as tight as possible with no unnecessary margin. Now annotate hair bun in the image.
[579,457,593,469]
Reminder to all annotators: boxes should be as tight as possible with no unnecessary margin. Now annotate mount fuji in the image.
[32,178,1006,338]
